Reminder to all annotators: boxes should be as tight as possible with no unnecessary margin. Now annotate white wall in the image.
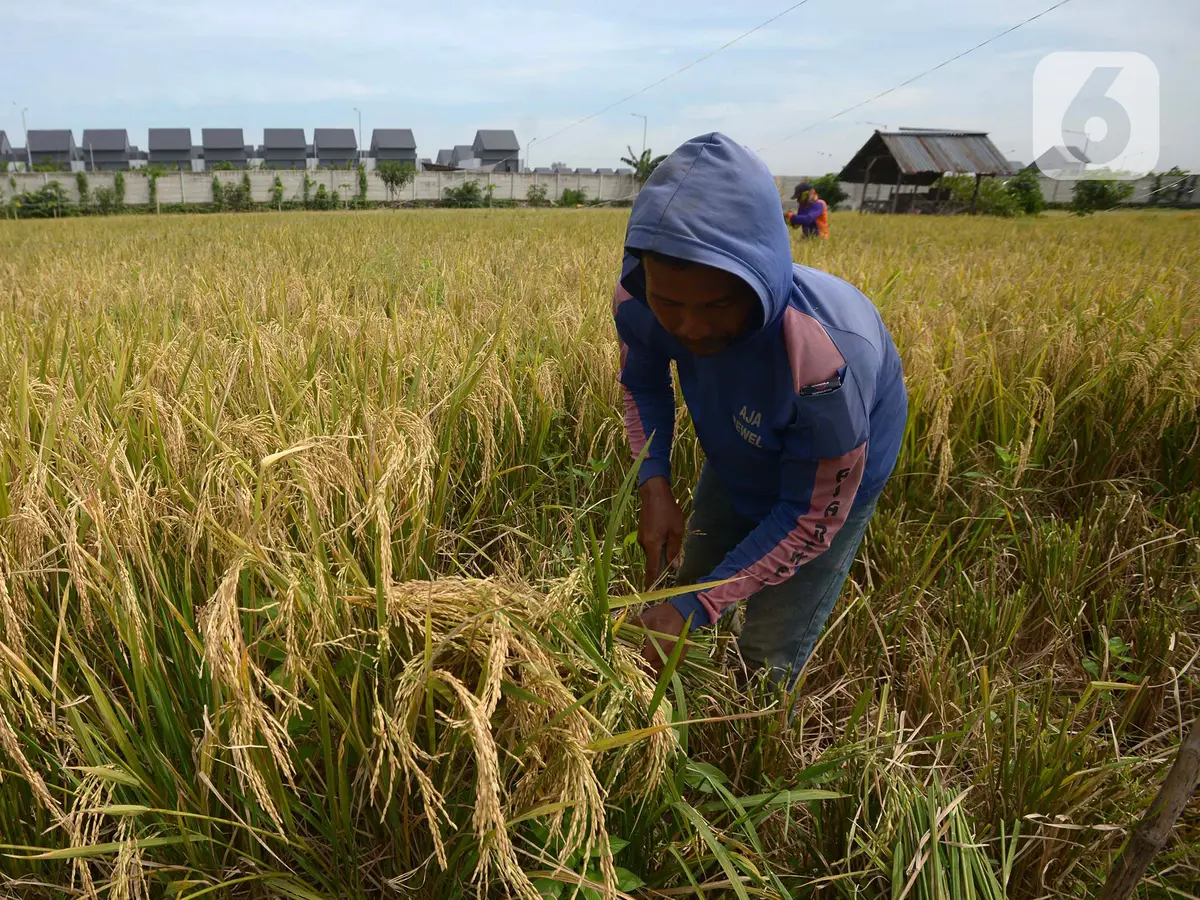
[1,169,641,206]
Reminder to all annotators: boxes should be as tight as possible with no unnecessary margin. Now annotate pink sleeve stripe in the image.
[697,444,866,623]
[782,307,844,392]
[613,281,648,456]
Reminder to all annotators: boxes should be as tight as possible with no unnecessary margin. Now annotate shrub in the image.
[935,174,1019,216]
[1004,169,1046,215]
[75,171,90,209]
[526,183,549,207]
[13,181,71,218]
[272,175,284,209]
[443,180,484,208]
[113,171,125,208]
[811,173,849,210]
[559,188,588,207]
[376,161,416,201]
[1072,179,1135,215]
[211,175,224,209]
[94,186,118,215]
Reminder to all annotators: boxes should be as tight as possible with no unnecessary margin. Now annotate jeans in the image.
[675,465,879,688]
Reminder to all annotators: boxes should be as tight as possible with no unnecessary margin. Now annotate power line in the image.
[528,0,817,152]
[758,0,1077,151]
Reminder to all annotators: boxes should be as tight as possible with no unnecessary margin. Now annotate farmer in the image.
[785,181,829,239]
[613,133,907,687]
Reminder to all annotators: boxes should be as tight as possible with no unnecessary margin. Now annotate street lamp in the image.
[15,103,31,169]
[631,113,647,156]
[353,107,362,164]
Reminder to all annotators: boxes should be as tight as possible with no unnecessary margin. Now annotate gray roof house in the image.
[314,128,358,168]
[596,168,615,175]
[435,148,454,166]
[0,131,12,167]
[80,129,133,170]
[148,129,193,169]
[202,128,248,168]
[261,128,307,169]
[370,129,418,166]
[450,144,476,167]
[27,130,79,170]
[473,129,520,173]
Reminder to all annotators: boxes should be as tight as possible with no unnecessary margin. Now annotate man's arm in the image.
[613,283,675,485]
[670,433,867,630]
[786,199,827,228]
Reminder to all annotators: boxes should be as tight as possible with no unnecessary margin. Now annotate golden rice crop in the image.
[0,208,1197,898]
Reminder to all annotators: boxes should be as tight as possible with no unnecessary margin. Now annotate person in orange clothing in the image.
[784,181,829,239]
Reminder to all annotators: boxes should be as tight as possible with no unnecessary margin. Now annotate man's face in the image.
[643,256,760,357]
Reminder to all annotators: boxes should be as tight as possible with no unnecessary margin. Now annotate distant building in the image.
[202,128,248,169]
[27,130,78,170]
[596,168,615,175]
[1030,146,1089,178]
[473,129,520,173]
[435,148,453,166]
[314,128,358,168]
[575,168,594,175]
[0,131,12,168]
[450,144,476,167]
[80,129,133,170]
[261,128,307,169]
[370,129,418,167]
[148,129,193,170]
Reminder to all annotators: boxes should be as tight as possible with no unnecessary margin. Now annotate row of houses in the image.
[427,132,630,175]
[0,127,430,171]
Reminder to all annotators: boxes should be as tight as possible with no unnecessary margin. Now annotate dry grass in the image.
[0,208,1197,898]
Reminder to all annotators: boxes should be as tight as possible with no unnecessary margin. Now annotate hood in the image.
[620,132,794,335]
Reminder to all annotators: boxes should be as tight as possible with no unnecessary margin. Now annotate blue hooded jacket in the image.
[613,133,907,629]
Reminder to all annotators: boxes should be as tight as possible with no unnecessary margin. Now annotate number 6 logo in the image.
[1033,52,1158,180]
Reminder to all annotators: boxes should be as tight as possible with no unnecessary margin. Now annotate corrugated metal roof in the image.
[81,129,130,152]
[371,129,416,150]
[202,128,245,150]
[263,128,306,149]
[474,129,519,152]
[28,130,75,153]
[149,128,192,151]
[878,131,1011,175]
[314,128,357,150]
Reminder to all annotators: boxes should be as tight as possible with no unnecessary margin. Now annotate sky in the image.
[3,0,1197,174]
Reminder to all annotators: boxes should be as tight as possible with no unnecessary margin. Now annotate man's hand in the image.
[638,477,684,590]
[632,602,687,676]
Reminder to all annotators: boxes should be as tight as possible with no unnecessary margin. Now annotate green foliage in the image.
[1004,169,1046,215]
[113,170,125,207]
[936,174,1020,216]
[526,182,550,207]
[1071,179,1135,215]
[12,180,71,217]
[75,171,89,208]
[442,179,484,208]
[211,161,235,171]
[376,161,416,201]
[356,165,368,206]
[620,146,668,184]
[93,186,118,215]
[811,173,849,210]
[559,187,588,206]
[302,173,314,206]
[210,174,224,208]
[31,161,68,172]
[312,182,332,210]
[271,175,284,208]
[146,165,166,211]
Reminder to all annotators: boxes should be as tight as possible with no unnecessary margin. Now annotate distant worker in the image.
[613,133,906,688]
[784,181,829,239]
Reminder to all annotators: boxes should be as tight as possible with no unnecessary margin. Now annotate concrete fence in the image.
[5,169,1195,212]
[1,170,640,207]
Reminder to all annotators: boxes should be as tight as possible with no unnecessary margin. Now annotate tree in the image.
[810,173,849,210]
[376,161,416,202]
[620,146,668,184]
[1071,179,1134,215]
[1003,169,1045,215]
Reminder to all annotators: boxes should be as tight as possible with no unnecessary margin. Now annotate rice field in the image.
[0,208,1197,899]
